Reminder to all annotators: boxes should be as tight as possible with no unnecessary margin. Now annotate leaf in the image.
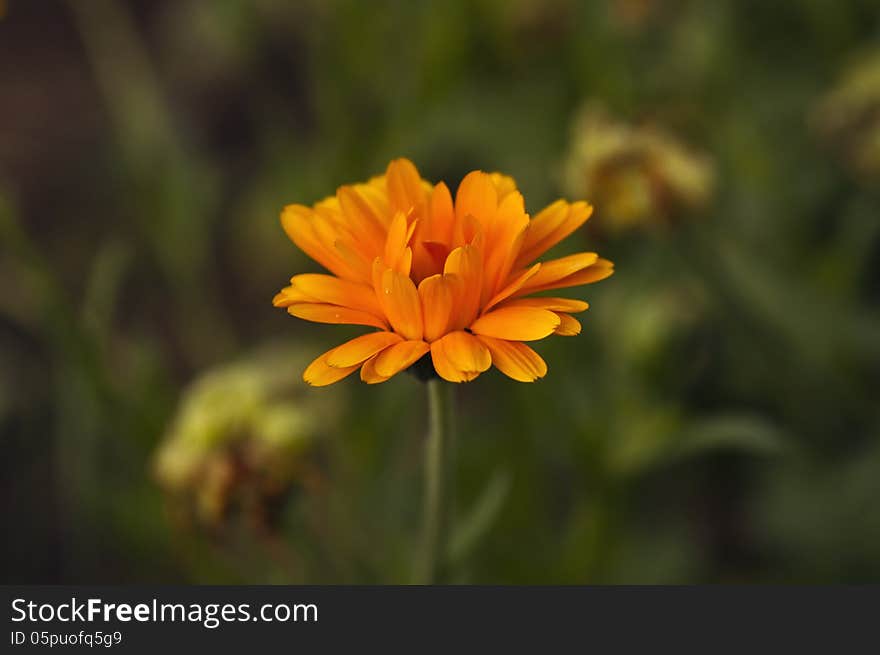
[674,414,790,459]
[448,469,511,565]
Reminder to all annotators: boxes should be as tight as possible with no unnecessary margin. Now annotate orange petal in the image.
[384,211,410,272]
[386,158,427,214]
[325,331,402,368]
[455,171,497,225]
[421,241,451,274]
[477,336,547,382]
[281,204,357,280]
[429,181,455,246]
[418,273,456,342]
[516,201,593,267]
[482,191,529,301]
[405,218,419,245]
[354,181,393,227]
[554,313,582,336]
[360,354,391,384]
[410,189,446,284]
[336,185,386,256]
[371,256,384,298]
[499,297,589,313]
[273,285,312,307]
[517,200,568,260]
[303,347,361,386]
[470,306,560,341]
[452,212,482,249]
[444,244,483,329]
[288,303,388,330]
[400,247,413,278]
[483,262,541,313]
[374,340,430,377]
[290,273,383,316]
[482,188,524,240]
[489,172,518,200]
[430,331,491,383]
[333,235,374,283]
[518,258,614,295]
[516,252,599,295]
[378,268,424,341]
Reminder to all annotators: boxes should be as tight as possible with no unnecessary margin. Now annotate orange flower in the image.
[274,159,614,385]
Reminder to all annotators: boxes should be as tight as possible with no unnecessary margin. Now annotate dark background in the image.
[1,0,879,583]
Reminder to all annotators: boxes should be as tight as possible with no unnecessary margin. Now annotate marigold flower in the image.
[274,158,614,385]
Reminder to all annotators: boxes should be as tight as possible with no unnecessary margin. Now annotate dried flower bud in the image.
[154,344,343,530]
[812,51,880,180]
[563,103,715,231]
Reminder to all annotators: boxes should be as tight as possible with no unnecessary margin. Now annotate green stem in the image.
[418,379,454,584]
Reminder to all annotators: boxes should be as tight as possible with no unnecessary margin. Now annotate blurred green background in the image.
[2,0,879,583]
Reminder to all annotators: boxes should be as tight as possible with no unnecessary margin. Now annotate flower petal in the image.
[303,346,361,386]
[413,240,450,282]
[518,252,599,293]
[360,354,391,384]
[333,235,374,283]
[354,181,393,227]
[325,331,403,368]
[470,306,560,341]
[428,181,455,245]
[444,244,483,329]
[455,171,497,225]
[516,201,593,267]
[518,200,567,257]
[499,297,590,313]
[477,336,547,382]
[517,258,614,295]
[418,273,457,342]
[482,191,529,302]
[553,313,581,336]
[378,268,424,340]
[374,340,430,377]
[453,212,482,249]
[411,181,455,283]
[288,303,388,330]
[386,158,427,214]
[281,204,358,280]
[430,331,491,383]
[290,273,383,316]
[273,284,312,307]
[483,262,541,313]
[489,172,518,200]
[336,185,386,256]
[384,211,411,273]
